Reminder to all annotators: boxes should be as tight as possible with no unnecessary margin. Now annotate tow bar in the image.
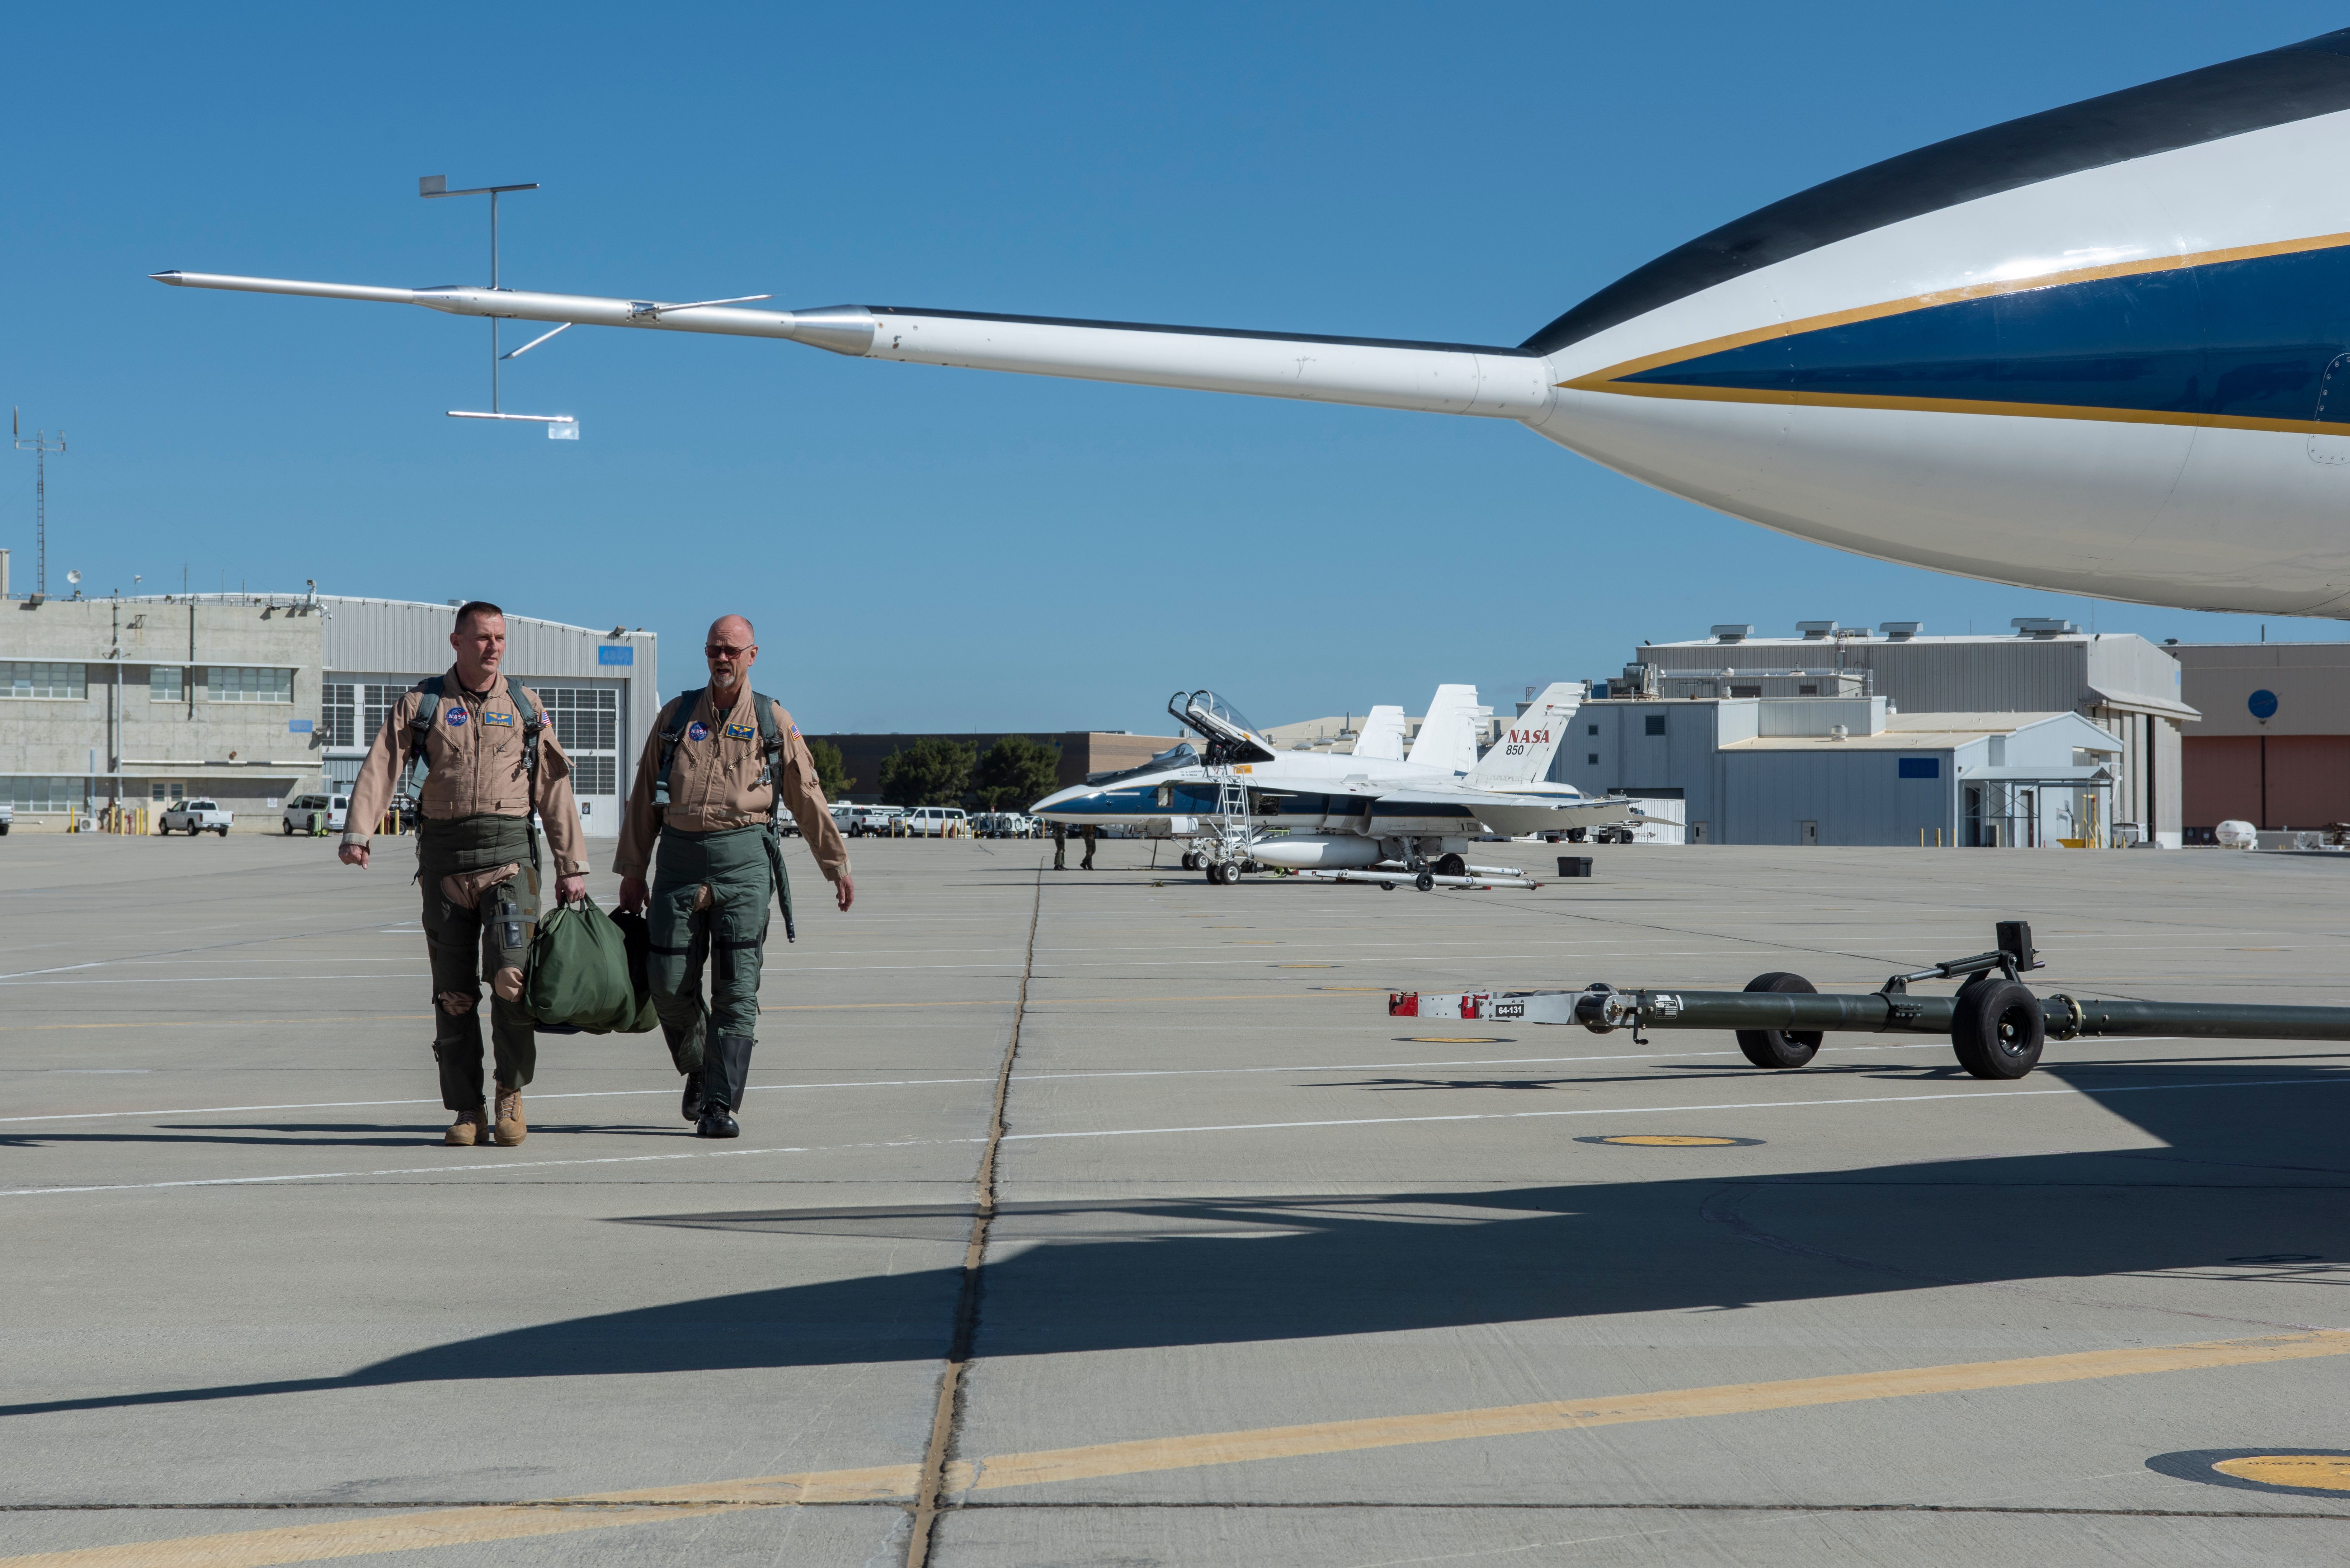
[1386,920,2350,1080]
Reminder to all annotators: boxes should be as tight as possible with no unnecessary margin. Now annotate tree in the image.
[973,735,1063,811]
[805,737,855,800]
[878,737,977,807]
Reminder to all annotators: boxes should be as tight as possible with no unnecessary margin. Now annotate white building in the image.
[1581,619,2194,846]
[0,590,657,836]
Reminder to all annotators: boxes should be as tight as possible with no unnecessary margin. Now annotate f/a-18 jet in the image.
[1031,684,1637,886]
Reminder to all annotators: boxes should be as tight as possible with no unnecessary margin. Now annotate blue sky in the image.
[4,4,2344,735]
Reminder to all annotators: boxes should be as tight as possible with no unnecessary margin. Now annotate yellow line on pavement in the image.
[958,1329,2350,1489]
[12,1329,2348,1566]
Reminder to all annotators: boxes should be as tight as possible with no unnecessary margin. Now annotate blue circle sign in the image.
[2249,689,2279,720]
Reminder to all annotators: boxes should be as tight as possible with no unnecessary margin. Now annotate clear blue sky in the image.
[5,4,2344,736]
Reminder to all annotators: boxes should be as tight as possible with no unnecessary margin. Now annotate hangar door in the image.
[535,685,623,835]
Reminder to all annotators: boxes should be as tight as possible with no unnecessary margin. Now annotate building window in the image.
[150,780,186,804]
[207,666,293,703]
[572,755,617,795]
[0,777,76,811]
[149,666,185,701]
[1587,723,1597,735]
[1730,684,1762,698]
[1898,757,1941,779]
[3,662,87,700]
[322,683,356,747]
[1643,714,1667,737]
[362,684,406,745]
[1587,753,1600,765]
[538,686,619,752]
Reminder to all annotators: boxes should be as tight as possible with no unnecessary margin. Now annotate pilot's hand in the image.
[555,873,587,905]
[618,875,649,915]
[338,842,370,869]
[834,873,855,912]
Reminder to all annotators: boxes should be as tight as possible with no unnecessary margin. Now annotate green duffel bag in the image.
[607,906,661,1035]
[525,896,653,1034]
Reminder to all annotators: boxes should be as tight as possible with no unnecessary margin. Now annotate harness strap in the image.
[406,673,545,875]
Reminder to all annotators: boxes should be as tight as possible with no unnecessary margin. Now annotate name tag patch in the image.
[725,723,757,740]
[481,710,514,728]
[444,708,467,727]
[688,721,711,742]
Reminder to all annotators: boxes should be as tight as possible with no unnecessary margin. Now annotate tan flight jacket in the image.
[613,683,850,882]
[342,665,592,877]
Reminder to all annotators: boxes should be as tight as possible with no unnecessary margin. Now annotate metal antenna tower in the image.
[12,408,65,600]
[419,175,540,414]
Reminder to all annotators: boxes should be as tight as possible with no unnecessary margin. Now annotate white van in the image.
[282,793,350,835]
[902,806,970,837]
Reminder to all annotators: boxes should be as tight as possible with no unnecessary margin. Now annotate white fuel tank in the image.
[1248,836,1385,869]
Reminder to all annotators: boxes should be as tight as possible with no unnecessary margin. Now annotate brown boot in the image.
[445,1105,487,1146]
[493,1085,527,1146]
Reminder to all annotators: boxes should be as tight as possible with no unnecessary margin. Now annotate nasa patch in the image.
[688,721,711,742]
[444,708,468,728]
[725,723,757,740]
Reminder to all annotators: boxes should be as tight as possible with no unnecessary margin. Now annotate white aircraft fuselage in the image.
[151,30,2350,615]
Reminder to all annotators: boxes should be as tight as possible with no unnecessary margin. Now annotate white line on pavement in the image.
[0,1044,1970,1124]
[2,1072,2338,1198]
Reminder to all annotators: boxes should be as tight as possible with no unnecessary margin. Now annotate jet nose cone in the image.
[1029,785,1089,813]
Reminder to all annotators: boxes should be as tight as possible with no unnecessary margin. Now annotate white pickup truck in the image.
[160,799,233,836]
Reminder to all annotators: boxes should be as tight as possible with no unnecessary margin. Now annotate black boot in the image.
[680,1071,704,1124]
[696,1034,754,1138]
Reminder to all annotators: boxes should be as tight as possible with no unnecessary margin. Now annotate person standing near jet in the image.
[1052,821,1068,870]
[1080,822,1098,870]
[616,615,854,1138]
[342,601,590,1148]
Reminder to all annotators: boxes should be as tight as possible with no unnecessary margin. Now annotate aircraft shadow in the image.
[9,1059,2349,1420]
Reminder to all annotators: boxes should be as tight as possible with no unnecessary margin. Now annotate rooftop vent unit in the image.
[1881,621,1923,639]
[1796,620,1839,639]
[2012,617,2079,638]
[1711,623,1752,643]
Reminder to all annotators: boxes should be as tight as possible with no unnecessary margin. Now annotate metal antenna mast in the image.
[419,175,539,413]
[12,408,65,600]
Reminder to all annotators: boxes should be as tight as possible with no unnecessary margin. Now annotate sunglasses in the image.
[704,644,754,658]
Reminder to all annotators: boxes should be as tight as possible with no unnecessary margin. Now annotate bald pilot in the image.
[617,615,854,1138]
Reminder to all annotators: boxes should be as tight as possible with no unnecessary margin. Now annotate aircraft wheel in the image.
[1735,972,1823,1068]
[1952,978,2043,1078]
[1434,853,1466,877]
[1378,881,1395,892]
[1414,871,1435,892]
[1180,851,1197,869]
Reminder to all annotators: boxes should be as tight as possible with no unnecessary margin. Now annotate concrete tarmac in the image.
[4,832,2350,1565]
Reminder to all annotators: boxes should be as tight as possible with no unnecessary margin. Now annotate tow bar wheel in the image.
[1952,978,2045,1078]
[1735,972,1824,1068]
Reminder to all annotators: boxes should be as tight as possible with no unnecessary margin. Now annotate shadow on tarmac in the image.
[8,1059,2350,1420]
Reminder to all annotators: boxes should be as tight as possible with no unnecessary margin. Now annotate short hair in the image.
[455,601,505,632]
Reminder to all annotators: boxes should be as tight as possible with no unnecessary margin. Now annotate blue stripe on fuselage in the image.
[1618,242,2350,427]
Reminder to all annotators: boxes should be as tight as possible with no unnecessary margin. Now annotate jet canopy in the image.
[1169,689,1278,765]
[1085,742,1200,787]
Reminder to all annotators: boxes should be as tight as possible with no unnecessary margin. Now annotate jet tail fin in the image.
[1351,705,1407,762]
[1465,682,1585,788]
[1407,685,1483,775]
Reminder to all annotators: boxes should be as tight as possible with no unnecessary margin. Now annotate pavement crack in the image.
[905,857,1042,1568]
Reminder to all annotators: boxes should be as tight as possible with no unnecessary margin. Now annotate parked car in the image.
[978,812,1038,838]
[902,806,970,837]
[161,799,233,836]
[848,805,905,837]
[0,803,12,836]
[281,793,350,835]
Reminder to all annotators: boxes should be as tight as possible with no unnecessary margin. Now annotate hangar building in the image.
[2171,641,2350,836]
[1567,620,2193,846]
[1,590,656,835]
